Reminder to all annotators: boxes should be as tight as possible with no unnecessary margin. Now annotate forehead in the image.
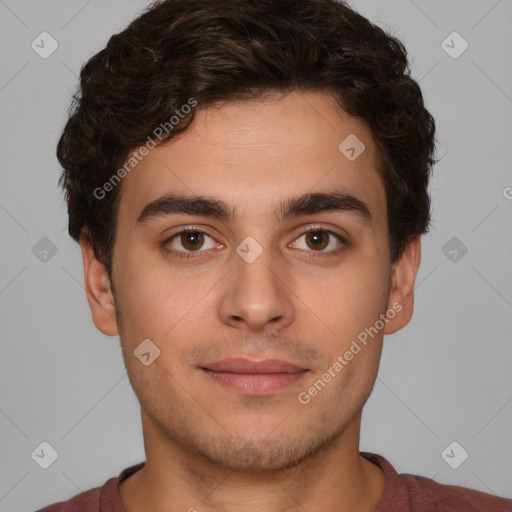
[117,90,386,228]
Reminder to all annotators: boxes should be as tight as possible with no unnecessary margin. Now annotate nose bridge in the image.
[218,234,295,331]
[237,239,278,292]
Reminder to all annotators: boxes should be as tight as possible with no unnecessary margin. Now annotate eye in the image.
[289,229,345,256]
[165,228,222,257]
[163,226,346,260]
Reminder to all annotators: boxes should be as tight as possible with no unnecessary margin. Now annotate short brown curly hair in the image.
[57,0,436,277]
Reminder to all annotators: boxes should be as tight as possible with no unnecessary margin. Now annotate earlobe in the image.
[80,235,119,336]
[384,236,422,335]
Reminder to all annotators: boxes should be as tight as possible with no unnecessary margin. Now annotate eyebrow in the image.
[135,190,373,225]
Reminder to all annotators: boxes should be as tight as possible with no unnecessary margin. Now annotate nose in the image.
[217,243,295,334]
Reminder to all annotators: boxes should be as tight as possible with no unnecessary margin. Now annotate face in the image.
[83,90,420,472]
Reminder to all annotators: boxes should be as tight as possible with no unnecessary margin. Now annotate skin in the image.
[82,90,421,512]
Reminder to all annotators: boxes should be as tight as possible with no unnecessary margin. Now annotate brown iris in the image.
[180,231,205,251]
[305,231,329,251]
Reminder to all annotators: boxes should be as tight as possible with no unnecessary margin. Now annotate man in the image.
[37,0,512,510]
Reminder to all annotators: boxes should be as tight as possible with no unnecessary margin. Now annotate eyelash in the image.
[162,226,347,260]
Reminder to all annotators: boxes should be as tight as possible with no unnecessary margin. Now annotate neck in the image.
[119,410,385,512]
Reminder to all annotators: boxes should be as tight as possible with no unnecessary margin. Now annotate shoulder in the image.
[34,486,102,512]
[402,472,512,511]
[361,451,512,512]
[34,462,145,512]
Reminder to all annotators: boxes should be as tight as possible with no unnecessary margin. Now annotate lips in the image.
[199,358,309,395]
[200,358,306,374]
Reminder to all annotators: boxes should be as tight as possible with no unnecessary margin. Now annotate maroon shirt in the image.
[35,451,512,511]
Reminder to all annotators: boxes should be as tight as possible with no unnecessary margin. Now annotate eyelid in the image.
[290,224,347,241]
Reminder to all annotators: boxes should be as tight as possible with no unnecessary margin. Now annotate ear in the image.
[80,234,119,336]
[384,235,421,335]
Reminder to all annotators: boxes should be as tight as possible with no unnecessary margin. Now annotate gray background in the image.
[1,0,511,510]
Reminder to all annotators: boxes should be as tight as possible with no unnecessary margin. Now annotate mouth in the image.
[199,358,309,395]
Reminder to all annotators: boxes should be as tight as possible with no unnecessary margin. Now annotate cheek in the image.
[114,248,215,342]
[113,249,168,338]
[299,254,389,343]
